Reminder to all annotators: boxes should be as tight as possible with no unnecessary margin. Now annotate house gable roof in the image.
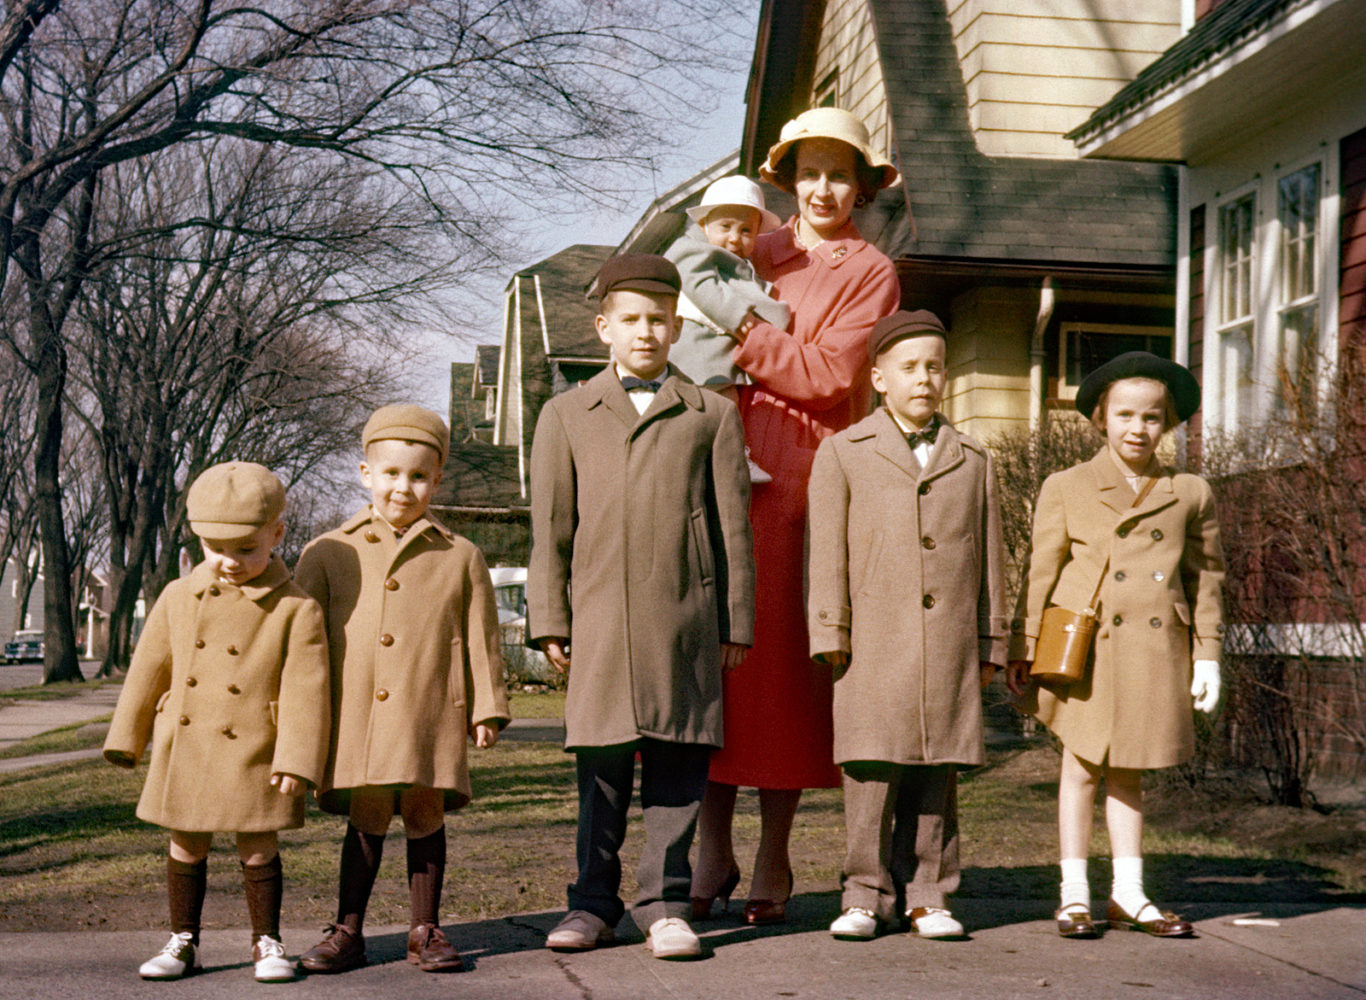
[510,244,614,360]
[744,0,1178,270]
[435,440,526,511]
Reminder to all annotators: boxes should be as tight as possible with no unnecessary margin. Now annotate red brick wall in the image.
[1340,126,1366,340]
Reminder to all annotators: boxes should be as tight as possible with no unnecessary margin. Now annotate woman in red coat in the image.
[691,108,901,923]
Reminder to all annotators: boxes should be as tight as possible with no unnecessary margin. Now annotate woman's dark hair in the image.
[769,140,884,208]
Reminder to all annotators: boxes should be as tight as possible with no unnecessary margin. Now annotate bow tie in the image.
[906,420,939,447]
[620,376,663,393]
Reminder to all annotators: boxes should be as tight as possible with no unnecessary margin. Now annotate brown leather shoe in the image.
[407,923,465,972]
[299,924,366,973]
[1105,899,1195,937]
[1055,905,1101,939]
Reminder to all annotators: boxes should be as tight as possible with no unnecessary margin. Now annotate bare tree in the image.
[1,0,749,681]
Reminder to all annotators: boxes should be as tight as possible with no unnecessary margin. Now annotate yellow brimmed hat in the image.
[759,108,900,192]
[186,462,285,540]
[362,404,450,464]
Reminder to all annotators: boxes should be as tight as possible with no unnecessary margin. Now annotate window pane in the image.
[1220,195,1254,322]
[1279,165,1319,303]
[1220,324,1255,429]
[1278,304,1319,420]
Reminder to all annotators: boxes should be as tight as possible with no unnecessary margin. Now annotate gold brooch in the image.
[831,246,847,260]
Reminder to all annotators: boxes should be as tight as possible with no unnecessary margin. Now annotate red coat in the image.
[708,218,900,789]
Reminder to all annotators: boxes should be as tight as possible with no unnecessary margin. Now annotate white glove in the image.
[1190,659,1221,714]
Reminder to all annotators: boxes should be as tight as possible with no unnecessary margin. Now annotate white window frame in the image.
[1056,323,1174,401]
[1202,155,1340,438]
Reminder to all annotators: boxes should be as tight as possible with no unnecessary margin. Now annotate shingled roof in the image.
[744,0,1178,271]
[511,244,614,360]
[1069,0,1295,145]
[435,440,525,511]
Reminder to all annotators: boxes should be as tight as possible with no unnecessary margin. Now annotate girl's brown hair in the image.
[1088,377,1182,433]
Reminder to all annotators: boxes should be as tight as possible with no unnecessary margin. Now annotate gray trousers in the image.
[840,762,960,922]
[568,739,712,932]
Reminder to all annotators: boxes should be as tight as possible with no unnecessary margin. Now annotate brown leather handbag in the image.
[1030,477,1157,685]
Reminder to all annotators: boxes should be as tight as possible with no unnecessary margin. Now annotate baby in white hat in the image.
[664,175,791,482]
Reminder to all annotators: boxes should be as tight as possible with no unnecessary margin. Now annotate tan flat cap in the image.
[362,404,449,464]
[187,462,286,540]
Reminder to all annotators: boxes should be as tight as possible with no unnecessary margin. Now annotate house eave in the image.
[1072,0,1364,162]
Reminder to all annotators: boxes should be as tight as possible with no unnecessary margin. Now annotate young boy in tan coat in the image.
[528,254,755,960]
[295,405,510,974]
[105,462,331,983]
[807,310,1007,942]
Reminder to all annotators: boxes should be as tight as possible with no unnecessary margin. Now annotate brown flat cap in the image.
[187,462,285,540]
[362,404,450,464]
[595,253,681,300]
[867,309,946,362]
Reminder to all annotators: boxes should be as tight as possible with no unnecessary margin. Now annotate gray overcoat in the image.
[807,409,1008,767]
[526,365,755,750]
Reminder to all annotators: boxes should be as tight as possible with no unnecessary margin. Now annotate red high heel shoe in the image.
[690,865,741,921]
[743,871,793,926]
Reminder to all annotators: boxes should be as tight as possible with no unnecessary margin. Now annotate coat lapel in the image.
[582,366,642,430]
[1090,449,1177,519]
[870,408,921,479]
[919,420,965,485]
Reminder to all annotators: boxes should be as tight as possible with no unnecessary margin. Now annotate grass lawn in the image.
[0,739,1361,933]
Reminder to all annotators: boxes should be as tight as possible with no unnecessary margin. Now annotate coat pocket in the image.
[154,690,172,713]
[688,508,715,588]
[269,701,279,727]
[1173,603,1192,627]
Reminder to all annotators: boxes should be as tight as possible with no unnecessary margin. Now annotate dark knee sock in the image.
[406,827,446,928]
[337,824,386,934]
[242,854,284,943]
[168,857,207,945]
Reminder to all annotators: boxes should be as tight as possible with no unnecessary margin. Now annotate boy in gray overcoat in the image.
[807,310,1007,941]
[527,253,755,960]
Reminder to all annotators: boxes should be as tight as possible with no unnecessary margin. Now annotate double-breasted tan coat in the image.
[103,557,330,832]
[294,509,510,813]
[526,366,756,750]
[1008,449,1225,769]
[808,410,1008,767]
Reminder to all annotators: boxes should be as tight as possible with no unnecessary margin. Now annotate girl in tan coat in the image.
[1006,353,1224,940]
[104,463,331,983]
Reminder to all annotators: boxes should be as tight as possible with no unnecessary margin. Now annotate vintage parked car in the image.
[486,567,554,683]
[3,629,44,663]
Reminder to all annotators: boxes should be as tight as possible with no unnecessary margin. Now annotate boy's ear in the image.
[269,519,286,547]
[359,460,372,489]
[870,364,887,395]
[594,312,611,346]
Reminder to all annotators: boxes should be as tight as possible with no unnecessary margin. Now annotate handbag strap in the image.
[1084,474,1159,612]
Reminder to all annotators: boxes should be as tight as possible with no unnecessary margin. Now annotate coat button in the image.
[817,610,828,620]
[179,716,190,726]
[1153,571,1165,582]
[365,531,380,543]
[228,684,240,695]
[1150,617,1163,628]
[918,483,931,496]
[1151,528,1164,540]
[376,689,389,701]
[186,677,197,687]
[922,594,935,609]
[194,639,205,649]
[922,536,935,550]
[1114,570,1126,581]
[1112,614,1123,626]
[208,585,220,596]
[385,578,399,591]
[1216,624,1226,634]
[221,726,236,738]
[227,645,238,655]
[379,633,394,647]
[1117,527,1130,538]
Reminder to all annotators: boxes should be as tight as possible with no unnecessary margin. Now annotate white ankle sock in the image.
[1059,858,1089,911]
[1111,856,1157,920]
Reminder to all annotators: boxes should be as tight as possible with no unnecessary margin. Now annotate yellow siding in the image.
[942,286,1035,438]
[810,0,893,159]
[947,0,1181,159]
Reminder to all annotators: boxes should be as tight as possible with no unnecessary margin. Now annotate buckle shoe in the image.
[252,935,297,982]
[1055,904,1100,939]
[546,910,614,951]
[139,931,200,980]
[1105,899,1195,938]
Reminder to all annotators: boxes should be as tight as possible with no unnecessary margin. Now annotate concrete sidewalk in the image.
[2,900,1363,999]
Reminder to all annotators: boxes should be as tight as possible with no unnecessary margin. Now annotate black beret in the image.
[867,309,946,362]
[595,253,681,299]
[1075,351,1201,423]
